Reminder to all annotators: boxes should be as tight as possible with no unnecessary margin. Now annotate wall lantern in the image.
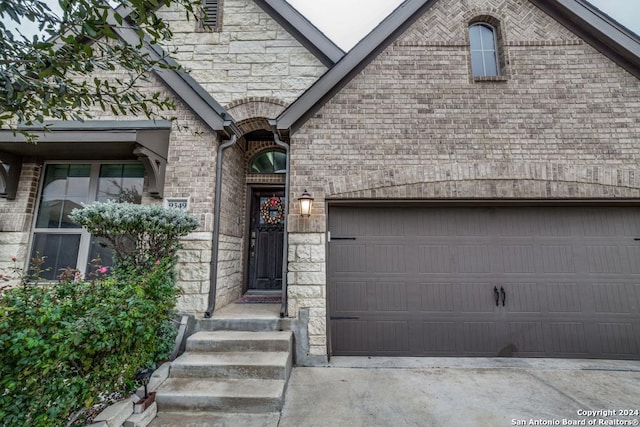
[298,189,314,217]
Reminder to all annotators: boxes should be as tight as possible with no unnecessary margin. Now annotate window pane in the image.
[471,51,485,77]
[483,51,498,76]
[30,233,81,280]
[97,164,144,203]
[469,25,482,50]
[86,236,113,275]
[36,164,90,228]
[479,25,495,50]
[250,151,286,174]
[273,152,286,173]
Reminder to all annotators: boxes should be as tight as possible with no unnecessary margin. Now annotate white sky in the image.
[4,1,640,51]
[286,0,640,50]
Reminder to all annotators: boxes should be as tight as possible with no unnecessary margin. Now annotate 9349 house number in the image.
[164,198,190,211]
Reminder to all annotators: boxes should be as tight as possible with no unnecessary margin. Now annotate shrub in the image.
[0,204,198,426]
[0,260,179,426]
[69,201,199,271]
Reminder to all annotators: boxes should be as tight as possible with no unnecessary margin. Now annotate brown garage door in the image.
[328,206,640,359]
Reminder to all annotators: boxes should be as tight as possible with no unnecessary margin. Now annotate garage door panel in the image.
[419,283,455,312]
[598,323,639,357]
[545,283,582,312]
[329,206,640,359]
[580,211,620,236]
[457,246,492,273]
[332,320,368,354]
[332,281,368,312]
[462,322,499,355]
[504,283,542,313]
[457,283,495,313]
[453,211,490,236]
[501,245,537,273]
[546,322,590,356]
[421,322,457,353]
[593,283,636,314]
[625,247,640,273]
[331,244,367,273]
[506,322,546,354]
[363,208,407,236]
[418,245,452,273]
[416,211,456,236]
[540,245,577,273]
[372,282,408,311]
[373,321,410,353]
[368,245,406,273]
[586,246,624,273]
[529,211,573,236]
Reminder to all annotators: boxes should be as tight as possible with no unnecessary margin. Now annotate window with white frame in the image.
[30,162,145,279]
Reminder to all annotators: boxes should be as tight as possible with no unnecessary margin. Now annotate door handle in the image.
[500,286,506,307]
[494,286,499,306]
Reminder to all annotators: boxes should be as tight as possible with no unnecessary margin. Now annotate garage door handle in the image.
[500,287,506,307]
[494,286,500,306]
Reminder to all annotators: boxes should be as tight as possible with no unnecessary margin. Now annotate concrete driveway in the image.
[279,358,640,427]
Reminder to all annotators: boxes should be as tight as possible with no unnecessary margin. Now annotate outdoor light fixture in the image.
[298,189,314,217]
[135,368,153,399]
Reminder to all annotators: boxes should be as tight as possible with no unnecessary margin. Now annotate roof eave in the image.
[252,0,345,67]
[276,0,435,134]
[109,8,241,138]
[529,0,640,80]
[277,0,640,136]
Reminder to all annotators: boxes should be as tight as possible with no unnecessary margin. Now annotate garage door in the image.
[328,206,640,359]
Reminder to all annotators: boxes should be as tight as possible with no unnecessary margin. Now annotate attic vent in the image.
[201,0,221,30]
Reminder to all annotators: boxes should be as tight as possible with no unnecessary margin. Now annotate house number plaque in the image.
[164,197,190,211]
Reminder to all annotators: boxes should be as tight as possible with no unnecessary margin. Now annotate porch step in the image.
[196,317,288,332]
[149,411,280,427]
[154,329,294,421]
[186,331,292,353]
[155,378,286,413]
[170,351,291,380]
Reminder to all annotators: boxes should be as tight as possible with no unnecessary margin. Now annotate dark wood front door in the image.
[248,190,285,290]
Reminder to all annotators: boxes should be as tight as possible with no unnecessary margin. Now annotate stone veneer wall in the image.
[285,0,640,357]
[158,0,327,105]
[0,164,41,283]
[287,233,326,356]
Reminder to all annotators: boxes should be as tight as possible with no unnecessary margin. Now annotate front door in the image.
[248,190,285,290]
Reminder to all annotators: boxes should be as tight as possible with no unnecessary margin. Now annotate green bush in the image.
[69,201,199,271]
[0,261,178,426]
[0,203,198,426]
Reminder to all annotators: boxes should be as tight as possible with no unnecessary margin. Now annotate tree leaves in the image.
[0,0,200,140]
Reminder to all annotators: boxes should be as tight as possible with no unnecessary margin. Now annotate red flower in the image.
[11,256,17,262]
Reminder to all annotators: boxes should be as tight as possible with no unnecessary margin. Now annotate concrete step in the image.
[186,331,293,353]
[170,352,291,380]
[149,411,280,427]
[155,378,286,413]
[196,318,291,332]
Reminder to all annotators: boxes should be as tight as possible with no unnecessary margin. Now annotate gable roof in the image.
[253,0,345,67]
[275,0,640,135]
[112,6,241,138]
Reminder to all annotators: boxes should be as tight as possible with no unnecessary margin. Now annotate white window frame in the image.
[29,160,144,277]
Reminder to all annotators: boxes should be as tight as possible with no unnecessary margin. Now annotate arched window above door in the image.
[249,150,286,174]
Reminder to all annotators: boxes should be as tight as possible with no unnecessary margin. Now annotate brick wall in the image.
[286,0,640,354]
